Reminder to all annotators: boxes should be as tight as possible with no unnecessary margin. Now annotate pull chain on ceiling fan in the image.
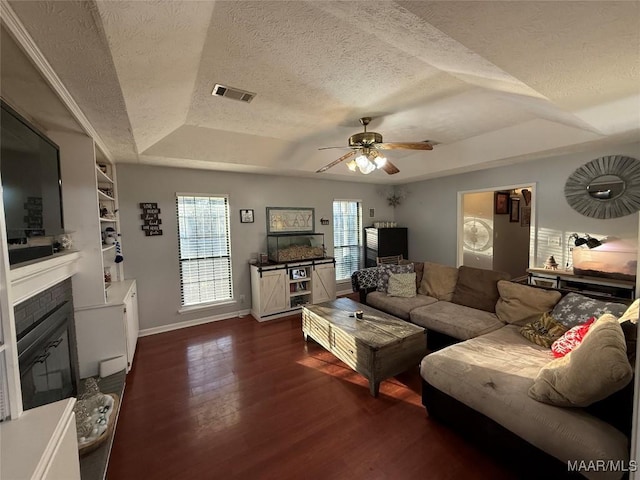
[316,117,433,175]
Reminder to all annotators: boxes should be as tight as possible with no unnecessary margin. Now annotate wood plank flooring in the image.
[107,313,517,480]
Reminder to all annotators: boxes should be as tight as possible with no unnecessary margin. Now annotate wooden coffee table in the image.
[302,297,426,397]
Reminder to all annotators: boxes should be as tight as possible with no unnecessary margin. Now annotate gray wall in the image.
[117,165,394,332]
[395,141,640,269]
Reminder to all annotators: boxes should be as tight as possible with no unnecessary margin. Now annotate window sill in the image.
[178,299,237,315]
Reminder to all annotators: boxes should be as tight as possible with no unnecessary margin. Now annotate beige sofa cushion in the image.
[451,266,510,313]
[366,291,437,321]
[496,280,562,326]
[418,262,458,301]
[529,314,633,407]
[410,301,504,340]
[421,325,630,476]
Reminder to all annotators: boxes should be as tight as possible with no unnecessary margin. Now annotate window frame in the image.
[332,199,362,281]
[176,193,233,308]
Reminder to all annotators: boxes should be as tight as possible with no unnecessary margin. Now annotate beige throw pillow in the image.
[528,314,633,407]
[418,262,458,301]
[387,272,417,298]
[496,280,562,326]
[619,299,639,324]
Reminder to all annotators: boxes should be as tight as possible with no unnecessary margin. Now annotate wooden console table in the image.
[527,268,636,300]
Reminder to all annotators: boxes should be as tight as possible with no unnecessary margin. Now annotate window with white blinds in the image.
[333,200,362,281]
[176,194,233,306]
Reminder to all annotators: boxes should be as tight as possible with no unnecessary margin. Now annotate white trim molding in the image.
[139,309,251,337]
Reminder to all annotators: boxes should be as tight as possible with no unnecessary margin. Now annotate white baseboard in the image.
[336,287,353,297]
[138,309,252,337]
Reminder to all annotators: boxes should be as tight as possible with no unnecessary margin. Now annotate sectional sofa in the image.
[352,262,637,479]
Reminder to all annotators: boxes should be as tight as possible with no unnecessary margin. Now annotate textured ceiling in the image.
[3,0,640,184]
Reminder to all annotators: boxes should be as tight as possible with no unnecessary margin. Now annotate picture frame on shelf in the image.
[494,191,510,214]
[509,197,520,223]
[266,207,314,233]
[240,209,254,223]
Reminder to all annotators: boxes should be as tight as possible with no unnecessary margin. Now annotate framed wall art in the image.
[266,207,315,233]
[240,209,254,223]
[509,197,520,223]
[494,191,510,215]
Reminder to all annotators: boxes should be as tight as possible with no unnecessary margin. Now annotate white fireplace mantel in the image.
[9,251,81,305]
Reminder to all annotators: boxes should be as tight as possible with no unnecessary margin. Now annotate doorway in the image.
[457,184,536,280]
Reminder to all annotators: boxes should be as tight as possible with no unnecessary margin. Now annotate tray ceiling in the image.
[3,0,639,183]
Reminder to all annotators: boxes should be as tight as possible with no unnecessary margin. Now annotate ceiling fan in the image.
[316,117,433,175]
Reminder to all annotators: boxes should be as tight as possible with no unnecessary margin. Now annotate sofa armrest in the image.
[359,286,377,304]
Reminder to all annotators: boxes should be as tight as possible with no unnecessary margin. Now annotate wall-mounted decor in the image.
[564,155,640,219]
[140,202,163,236]
[240,209,254,223]
[494,191,510,214]
[320,218,329,225]
[521,206,531,227]
[266,207,314,233]
[509,197,520,223]
[369,208,375,217]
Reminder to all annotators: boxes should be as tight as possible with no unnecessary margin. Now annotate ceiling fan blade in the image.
[318,146,354,151]
[381,160,400,175]
[316,150,357,173]
[376,142,433,151]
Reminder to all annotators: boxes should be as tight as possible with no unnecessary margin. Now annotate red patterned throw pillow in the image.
[551,316,596,358]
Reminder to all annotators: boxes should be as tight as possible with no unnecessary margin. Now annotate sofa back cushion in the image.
[451,266,510,313]
[418,262,458,301]
[495,280,562,326]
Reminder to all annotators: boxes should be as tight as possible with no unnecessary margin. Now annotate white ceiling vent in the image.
[212,84,256,103]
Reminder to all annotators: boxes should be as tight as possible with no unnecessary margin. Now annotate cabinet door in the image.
[312,263,336,304]
[259,269,288,315]
[123,285,139,370]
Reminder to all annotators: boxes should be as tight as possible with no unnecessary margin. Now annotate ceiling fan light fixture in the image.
[346,159,357,172]
[355,154,369,170]
[374,154,387,169]
[360,161,376,175]
[354,153,375,174]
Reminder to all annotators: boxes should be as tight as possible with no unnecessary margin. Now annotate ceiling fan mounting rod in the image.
[359,117,371,132]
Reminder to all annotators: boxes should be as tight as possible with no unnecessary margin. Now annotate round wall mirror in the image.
[565,155,640,219]
[586,174,625,200]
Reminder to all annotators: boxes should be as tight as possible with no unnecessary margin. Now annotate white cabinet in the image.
[251,268,288,318]
[250,259,336,321]
[0,398,81,480]
[75,280,139,378]
[312,262,336,303]
[123,282,139,367]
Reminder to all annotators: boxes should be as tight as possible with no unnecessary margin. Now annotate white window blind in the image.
[176,194,233,306]
[333,200,362,281]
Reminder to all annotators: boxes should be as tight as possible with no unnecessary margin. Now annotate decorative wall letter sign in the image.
[139,202,163,236]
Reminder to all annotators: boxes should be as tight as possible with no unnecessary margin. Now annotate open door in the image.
[458,185,535,280]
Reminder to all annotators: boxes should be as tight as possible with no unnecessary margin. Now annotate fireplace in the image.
[14,279,77,411]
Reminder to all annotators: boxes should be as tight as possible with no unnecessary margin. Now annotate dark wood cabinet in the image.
[364,227,408,267]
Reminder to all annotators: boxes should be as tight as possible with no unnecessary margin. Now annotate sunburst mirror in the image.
[564,155,640,219]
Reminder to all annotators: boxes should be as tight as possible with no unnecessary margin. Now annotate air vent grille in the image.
[212,84,256,103]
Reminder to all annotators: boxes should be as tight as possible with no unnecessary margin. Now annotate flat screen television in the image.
[1,100,64,264]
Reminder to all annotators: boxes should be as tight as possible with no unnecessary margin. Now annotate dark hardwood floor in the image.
[107,312,516,480]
